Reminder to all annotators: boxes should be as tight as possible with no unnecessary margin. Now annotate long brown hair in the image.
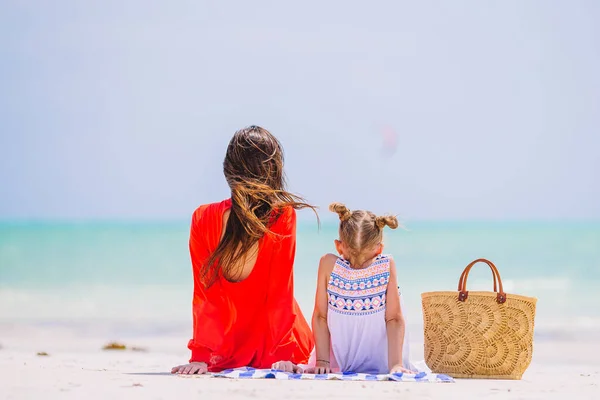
[329,202,398,267]
[201,126,316,287]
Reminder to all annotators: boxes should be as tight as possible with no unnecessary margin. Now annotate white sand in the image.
[1,327,599,400]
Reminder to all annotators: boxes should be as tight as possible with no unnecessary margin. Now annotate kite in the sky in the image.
[381,125,398,157]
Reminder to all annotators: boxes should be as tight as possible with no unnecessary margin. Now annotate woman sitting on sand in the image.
[171,126,315,374]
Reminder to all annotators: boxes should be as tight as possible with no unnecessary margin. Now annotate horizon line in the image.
[1,217,599,226]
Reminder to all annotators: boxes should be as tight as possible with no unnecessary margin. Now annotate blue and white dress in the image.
[311,255,418,374]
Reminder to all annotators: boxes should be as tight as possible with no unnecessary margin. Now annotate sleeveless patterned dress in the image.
[325,255,414,374]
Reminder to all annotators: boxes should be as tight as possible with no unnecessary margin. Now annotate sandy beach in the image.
[1,325,598,400]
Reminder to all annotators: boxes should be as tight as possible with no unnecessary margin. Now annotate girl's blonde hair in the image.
[329,202,399,267]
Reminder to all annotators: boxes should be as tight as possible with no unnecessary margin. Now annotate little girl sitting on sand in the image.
[274,203,416,375]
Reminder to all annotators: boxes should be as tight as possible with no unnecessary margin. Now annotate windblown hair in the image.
[201,126,316,287]
[329,202,398,267]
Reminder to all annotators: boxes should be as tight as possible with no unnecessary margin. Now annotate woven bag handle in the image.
[457,260,498,293]
[457,258,506,304]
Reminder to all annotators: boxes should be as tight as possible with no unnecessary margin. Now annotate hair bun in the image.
[375,215,399,230]
[329,202,352,221]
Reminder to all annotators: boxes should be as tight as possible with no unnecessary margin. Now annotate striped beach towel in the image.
[213,367,454,382]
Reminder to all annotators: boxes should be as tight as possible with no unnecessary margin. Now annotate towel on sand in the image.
[212,367,454,382]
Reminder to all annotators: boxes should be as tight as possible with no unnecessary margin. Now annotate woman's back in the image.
[187,199,313,371]
[219,209,258,282]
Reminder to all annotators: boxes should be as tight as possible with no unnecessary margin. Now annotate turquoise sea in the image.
[1,220,599,341]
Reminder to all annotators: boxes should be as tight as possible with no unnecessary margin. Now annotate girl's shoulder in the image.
[378,254,393,263]
[318,253,339,276]
[373,254,394,270]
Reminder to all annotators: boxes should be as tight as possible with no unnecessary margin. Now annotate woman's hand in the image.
[390,364,415,375]
[271,360,303,373]
[171,362,208,375]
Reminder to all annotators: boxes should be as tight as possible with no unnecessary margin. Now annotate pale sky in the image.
[1,0,599,220]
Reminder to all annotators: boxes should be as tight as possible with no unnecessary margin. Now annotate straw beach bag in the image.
[421,259,537,379]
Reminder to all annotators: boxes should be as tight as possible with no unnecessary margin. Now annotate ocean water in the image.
[1,220,599,341]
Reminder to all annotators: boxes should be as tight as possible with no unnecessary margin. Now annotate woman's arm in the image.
[385,258,412,374]
[173,207,212,374]
[311,254,336,374]
[187,207,213,363]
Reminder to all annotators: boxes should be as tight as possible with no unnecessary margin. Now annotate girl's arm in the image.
[311,254,336,374]
[385,258,412,373]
